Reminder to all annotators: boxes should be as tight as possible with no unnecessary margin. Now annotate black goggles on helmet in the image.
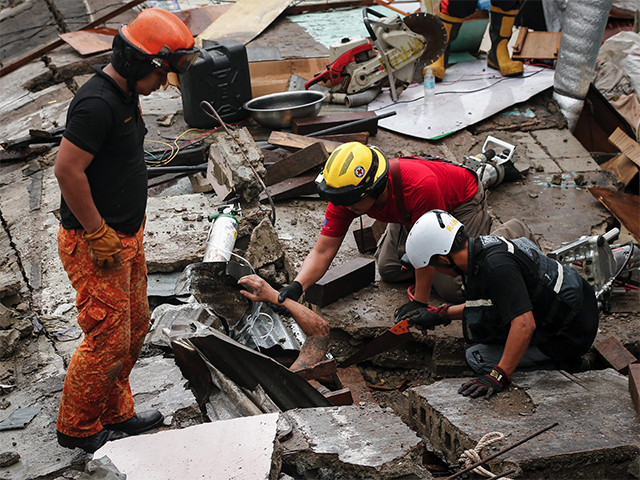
[152,45,200,74]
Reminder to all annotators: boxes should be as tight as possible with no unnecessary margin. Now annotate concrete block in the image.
[305,257,375,307]
[408,369,640,479]
[96,413,281,480]
[281,406,428,479]
[0,329,20,358]
[245,216,286,270]
[630,363,640,421]
[0,303,17,330]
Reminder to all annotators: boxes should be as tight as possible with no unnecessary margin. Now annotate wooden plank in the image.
[260,172,319,202]
[174,5,232,37]
[197,0,294,45]
[305,257,376,307]
[630,363,640,421]
[292,112,379,136]
[608,127,640,168]
[325,387,353,406]
[59,28,117,56]
[286,0,374,15]
[512,31,563,60]
[268,131,341,153]
[594,336,638,374]
[600,153,639,186]
[317,132,370,144]
[336,365,376,404]
[265,142,328,186]
[0,0,146,77]
[293,358,338,381]
[588,187,640,243]
[249,57,329,98]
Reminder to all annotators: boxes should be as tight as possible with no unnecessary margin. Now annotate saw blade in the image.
[403,12,448,66]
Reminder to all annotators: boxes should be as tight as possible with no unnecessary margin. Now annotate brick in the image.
[594,336,638,374]
[291,112,379,136]
[325,387,353,406]
[630,364,640,421]
[304,257,375,307]
[259,172,318,202]
[292,358,337,381]
[265,142,328,186]
[336,365,376,405]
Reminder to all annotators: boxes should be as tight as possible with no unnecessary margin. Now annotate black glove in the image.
[277,281,303,304]
[406,304,451,331]
[394,300,427,322]
[458,366,511,400]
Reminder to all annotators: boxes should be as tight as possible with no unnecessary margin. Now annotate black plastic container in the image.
[180,40,252,128]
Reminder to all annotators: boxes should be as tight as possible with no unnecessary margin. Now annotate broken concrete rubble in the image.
[281,405,429,479]
[408,369,640,479]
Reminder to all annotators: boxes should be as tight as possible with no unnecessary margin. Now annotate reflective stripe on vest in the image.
[466,299,493,307]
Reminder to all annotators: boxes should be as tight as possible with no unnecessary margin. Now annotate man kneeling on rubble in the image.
[400,210,599,400]
[238,275,330,371]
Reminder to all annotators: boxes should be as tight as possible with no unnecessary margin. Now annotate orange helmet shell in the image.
[121,8,194,55]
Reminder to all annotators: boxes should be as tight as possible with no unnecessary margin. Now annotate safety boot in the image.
[422,11,464,82]
[487,6,523,77]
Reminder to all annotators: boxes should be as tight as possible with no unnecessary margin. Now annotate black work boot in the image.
[559,357,591,374]
[104,410,164,436]
[57,429,127,454]
[422,10,464,82]
[487,6,523,77]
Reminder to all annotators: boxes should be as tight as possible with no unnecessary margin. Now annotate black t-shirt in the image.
[60,65,147,234]
[467,240,599,359]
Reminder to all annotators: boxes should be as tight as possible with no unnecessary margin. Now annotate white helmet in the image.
[405,210,463,268]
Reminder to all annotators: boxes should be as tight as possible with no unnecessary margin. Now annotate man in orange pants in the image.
[54,8,199,453]
[425,0,524,81]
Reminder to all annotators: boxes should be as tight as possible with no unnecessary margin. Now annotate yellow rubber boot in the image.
[487,6,523,76]
[422,11,464,82]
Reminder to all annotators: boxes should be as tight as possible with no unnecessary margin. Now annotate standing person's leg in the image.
[100,224,152,426]
[432,181,492,302]
[56,227,135,439]
[487,0,523,76]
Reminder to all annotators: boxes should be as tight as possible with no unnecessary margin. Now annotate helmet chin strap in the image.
[446,253,466,278]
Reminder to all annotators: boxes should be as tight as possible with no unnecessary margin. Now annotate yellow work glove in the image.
[84,219,123,267]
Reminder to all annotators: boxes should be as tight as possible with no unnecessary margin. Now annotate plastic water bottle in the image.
[423,68,435,106]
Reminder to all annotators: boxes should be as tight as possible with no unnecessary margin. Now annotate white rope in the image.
[457,432,512,479]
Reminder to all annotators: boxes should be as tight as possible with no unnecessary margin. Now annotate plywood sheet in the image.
[59,28,117,55]
[174,5,232,37]
[197,0,294,45]
[249,57,329,97]
[588,187,640,242]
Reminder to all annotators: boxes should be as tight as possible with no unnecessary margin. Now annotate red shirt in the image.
[320,157,478,237]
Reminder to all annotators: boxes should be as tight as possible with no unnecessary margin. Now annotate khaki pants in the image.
[375,181,535,303]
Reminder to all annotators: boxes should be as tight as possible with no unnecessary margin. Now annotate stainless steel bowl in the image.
[243,91,326,129]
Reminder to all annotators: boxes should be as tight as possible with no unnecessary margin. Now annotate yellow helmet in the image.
[317,142,389,206]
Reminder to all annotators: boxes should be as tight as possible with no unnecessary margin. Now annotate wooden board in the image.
[249,57,329,98]
[594,336,638,374]
[588,187,640,243]
[292,112,379,136]
[260,172,319,202]
[197,0,294,45]
[630,364,640,421]
[512,30,562,60]
[336,365,376,404]
[59,28,117,56]
[174,5,232,37]
[600,153,639,186]
[608,127,640,168]
[265,142,328,186]
[292,358,338,381]
[268,131,341,153]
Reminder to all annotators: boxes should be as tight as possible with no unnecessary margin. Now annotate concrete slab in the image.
[95,413,281,480]
[281,405,429,479]
[144,193,218,273]
[488,171,616,248]
[408,369,640,479]
[531,128,600,172]
[510,131,562,174]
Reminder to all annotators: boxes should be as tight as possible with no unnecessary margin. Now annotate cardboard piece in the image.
[249,58,329,98]
[608,127,640,168]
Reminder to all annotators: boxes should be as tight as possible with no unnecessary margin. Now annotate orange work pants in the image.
[56,223,149,438]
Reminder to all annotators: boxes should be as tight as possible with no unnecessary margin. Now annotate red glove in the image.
[458,366,511,400]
